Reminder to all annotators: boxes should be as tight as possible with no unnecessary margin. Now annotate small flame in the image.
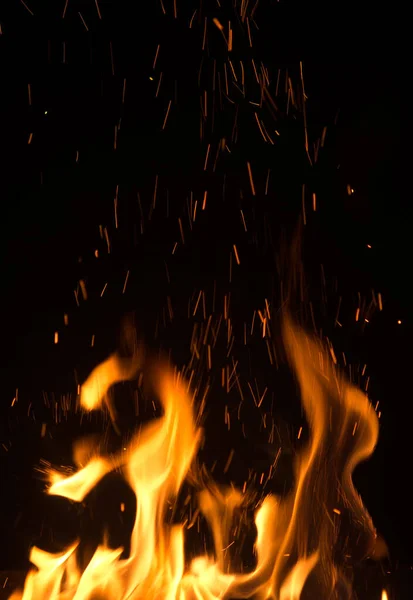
[12,317,383,599]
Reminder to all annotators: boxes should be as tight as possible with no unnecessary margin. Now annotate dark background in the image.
[0,0,410,597]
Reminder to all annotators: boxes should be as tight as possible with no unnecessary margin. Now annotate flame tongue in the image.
[12,319,381,599]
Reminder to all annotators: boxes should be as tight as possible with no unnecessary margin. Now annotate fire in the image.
[10,316,384,599]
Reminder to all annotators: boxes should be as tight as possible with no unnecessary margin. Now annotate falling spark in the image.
[203,144,211,170]
[223,449,235,474]
[246,162,256,195]
[94,0,102,19]
[78,12,89,31]
[155,72,163,97]
[20,0,34,16]
[202,190,208,210]
[153,44,160,69]
[212,18,224,30]
[153,175,158,208]
[162,100,172,129]
[79,279,88,301]
[122,271,130,294]
[378,293,383,311]
[233,244,241,265]
[265,169,271,195]
[240,209,247,232]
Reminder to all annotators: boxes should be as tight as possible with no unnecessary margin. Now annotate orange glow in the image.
[12,316,383,599]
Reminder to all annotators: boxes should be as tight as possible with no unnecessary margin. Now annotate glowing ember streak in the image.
[12,317,383,599]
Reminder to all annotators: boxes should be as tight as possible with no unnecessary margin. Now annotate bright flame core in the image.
[11,317,383,599]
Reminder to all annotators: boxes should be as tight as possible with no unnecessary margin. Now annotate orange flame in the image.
[11,317,383,599]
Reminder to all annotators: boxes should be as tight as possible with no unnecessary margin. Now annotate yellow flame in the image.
[13,317,382,599]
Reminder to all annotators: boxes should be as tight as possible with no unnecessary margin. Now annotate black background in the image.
[0,0,410,596]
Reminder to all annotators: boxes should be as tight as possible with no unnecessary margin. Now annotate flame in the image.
[12,317,383,599]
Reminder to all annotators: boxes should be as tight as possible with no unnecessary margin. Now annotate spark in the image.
[94,0,102,19]
[20,0,34,15]
[246,18,253,46]
[153,44,160,69]
[265,169,271,195]
[246,162,256,195]
[122,271,130,294]
[189,9,197,28]
[203,143,211,170]
[240,209,247,231]
[153,174,158,208]
[233,244,241,265]
[155,72,163,97]
[254,112,267,142]
[202,190,208,210]
[378,293,383,310]
[223,449,235,473]
[78,12,89,31]
[202,17,207,50]
[162,99,172,129]
[213,18,224,31]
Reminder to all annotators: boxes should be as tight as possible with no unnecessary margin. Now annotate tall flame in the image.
[10,317,383,599]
